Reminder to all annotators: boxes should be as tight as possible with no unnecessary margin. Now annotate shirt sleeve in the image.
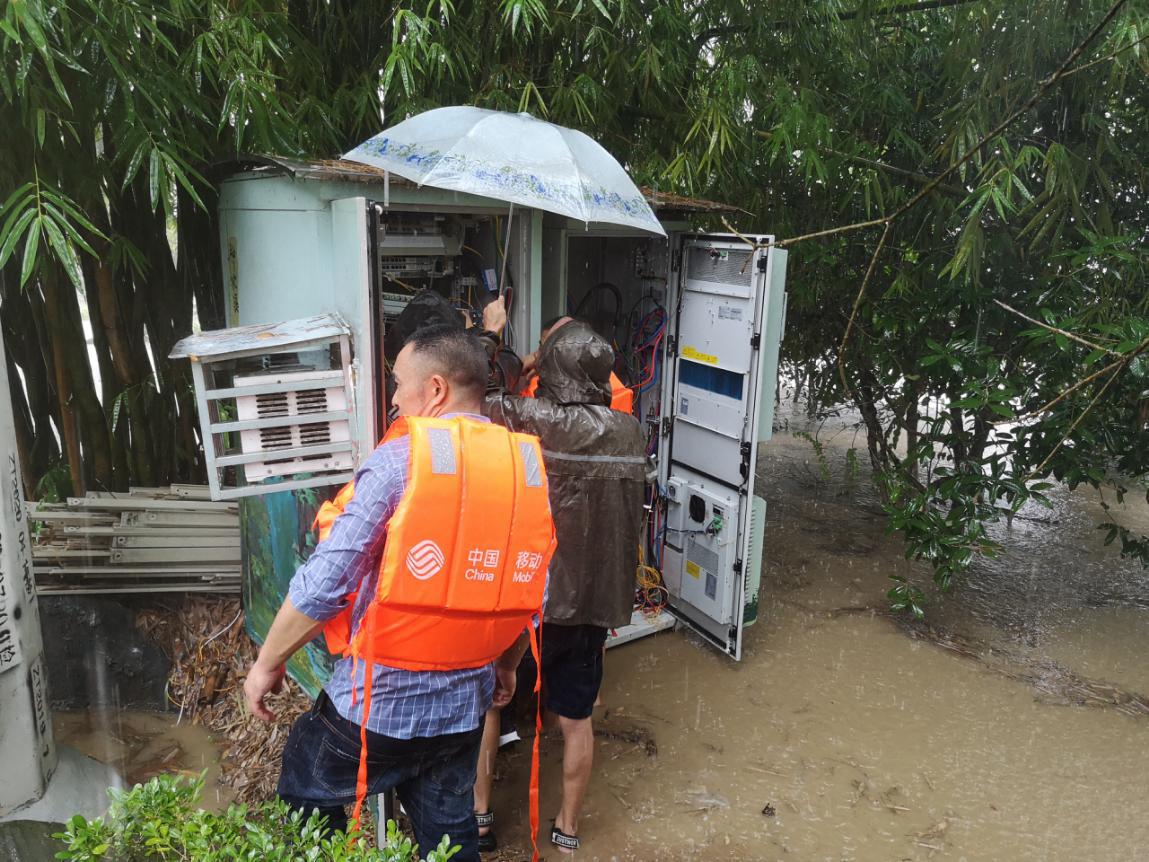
[287,438,409,621]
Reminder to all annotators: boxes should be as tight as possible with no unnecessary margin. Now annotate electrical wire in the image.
[635,507,669,617]
[382,275,418,293]
[637,485,670,608]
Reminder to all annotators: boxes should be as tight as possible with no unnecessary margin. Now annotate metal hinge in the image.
[750,333,761,349]
[666,334,677,353]
[661,416,672,436]
[733,558,743,575]
[756,255,770,273]
[739,441,752,479]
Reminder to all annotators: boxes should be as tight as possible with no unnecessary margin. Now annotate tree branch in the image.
[1009,335,1149,428]
[994,299,1123,357]
[839,222,893,397]
[773,0,1131,250]
[696,0,984,44]
[826,147,967,196]
[1031,350,1130,477]
[753,133,967,195]
[1007,355,1127,424]
[1059,31,1149,79]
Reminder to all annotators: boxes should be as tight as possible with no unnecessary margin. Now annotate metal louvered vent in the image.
[686,537,721,577]
[686,247,754,288]
[235,372,352,482]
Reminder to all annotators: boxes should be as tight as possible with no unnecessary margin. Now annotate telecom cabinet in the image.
[173,157,787,688]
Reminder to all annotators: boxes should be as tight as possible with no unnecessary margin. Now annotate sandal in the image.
[475,811,497,853]
[550,824,580,854]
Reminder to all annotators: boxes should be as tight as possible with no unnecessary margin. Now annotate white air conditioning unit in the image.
[169,314,359,500]
[234,371,353,482]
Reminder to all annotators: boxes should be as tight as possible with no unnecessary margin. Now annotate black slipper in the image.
[551,824,579,853]
[475,811,497,853]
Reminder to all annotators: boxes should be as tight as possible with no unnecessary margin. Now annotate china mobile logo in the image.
[406,540,445,580]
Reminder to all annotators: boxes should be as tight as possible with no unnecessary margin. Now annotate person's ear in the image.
[429,373,449,408]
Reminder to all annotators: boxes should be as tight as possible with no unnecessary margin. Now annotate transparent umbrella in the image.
[343,106,665,237]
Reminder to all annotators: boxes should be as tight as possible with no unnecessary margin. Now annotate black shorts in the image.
[517,623,608,720]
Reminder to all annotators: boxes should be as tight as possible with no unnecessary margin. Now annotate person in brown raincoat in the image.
[473,302,645,854]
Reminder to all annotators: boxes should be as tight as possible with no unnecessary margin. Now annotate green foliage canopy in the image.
[1,0,1146,601]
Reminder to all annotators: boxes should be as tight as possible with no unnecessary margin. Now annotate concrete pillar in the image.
[0,322,57,816]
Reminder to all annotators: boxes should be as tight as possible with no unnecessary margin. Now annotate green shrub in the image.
[53,774,457,862]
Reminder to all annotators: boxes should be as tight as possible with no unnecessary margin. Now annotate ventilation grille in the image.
[687,248,755,287]
[686,537,721,577]
[234,372,352,482]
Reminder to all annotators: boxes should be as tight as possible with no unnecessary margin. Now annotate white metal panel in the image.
[756,248,789,442]
[329,197,376,456]
[676,292,758,374]
[658,234,786,659]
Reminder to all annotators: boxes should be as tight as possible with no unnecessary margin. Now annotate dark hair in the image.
[404,325,489,401]
[384,289,464,360]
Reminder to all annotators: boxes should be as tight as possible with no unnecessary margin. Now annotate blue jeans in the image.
[276,692,481,861]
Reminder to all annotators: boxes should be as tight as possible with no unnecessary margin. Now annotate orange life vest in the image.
[522,370,634,414]
[316,416,555,670]
[312,416,555,846]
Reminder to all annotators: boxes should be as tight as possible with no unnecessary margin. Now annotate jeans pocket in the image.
[317,702,366,750]
[313,736,364,798]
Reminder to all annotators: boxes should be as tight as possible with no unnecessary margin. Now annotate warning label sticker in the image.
[682,345,718,365]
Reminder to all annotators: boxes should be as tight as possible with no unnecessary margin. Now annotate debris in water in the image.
[594,722,658,757]
[678,788,729,811]
[745,763,786,777]
[137,596,311,803]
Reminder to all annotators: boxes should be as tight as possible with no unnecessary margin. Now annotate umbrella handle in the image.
[498,203,514,297]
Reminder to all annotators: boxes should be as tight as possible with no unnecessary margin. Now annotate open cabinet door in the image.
[658,234,787,659]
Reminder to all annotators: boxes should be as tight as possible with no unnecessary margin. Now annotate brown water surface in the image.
[489,410,1149,861]
[54,710,233,812]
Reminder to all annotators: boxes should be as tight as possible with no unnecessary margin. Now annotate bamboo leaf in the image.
[148,148,162,209]
[42,202,98,257]
[19,220,41,286]
[0,207,36,268]
[111,390,125,434]
[42,190,105,239]
[0,182,35,213]
[42,215,83,289]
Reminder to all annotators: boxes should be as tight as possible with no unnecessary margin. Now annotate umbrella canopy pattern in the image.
[345,107,665,236]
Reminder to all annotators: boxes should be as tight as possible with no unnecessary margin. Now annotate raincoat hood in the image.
[536,320,612,407]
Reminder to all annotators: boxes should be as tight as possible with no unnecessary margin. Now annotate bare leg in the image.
[593,648,605,707]
[553,714,594,851]
[474,709,500,839]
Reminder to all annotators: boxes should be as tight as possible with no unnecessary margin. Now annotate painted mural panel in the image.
[240,482,338,698]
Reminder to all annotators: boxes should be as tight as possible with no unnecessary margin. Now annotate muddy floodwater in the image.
[490,408,1149,861]
[38,406,1149,861]
[54,710,233,812]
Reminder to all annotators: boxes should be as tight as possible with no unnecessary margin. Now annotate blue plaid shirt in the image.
[288,413,494,739]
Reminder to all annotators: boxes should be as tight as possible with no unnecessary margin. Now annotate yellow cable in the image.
[635,539,668,617]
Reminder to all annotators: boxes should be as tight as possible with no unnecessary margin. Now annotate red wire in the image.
[635,329,664,390]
